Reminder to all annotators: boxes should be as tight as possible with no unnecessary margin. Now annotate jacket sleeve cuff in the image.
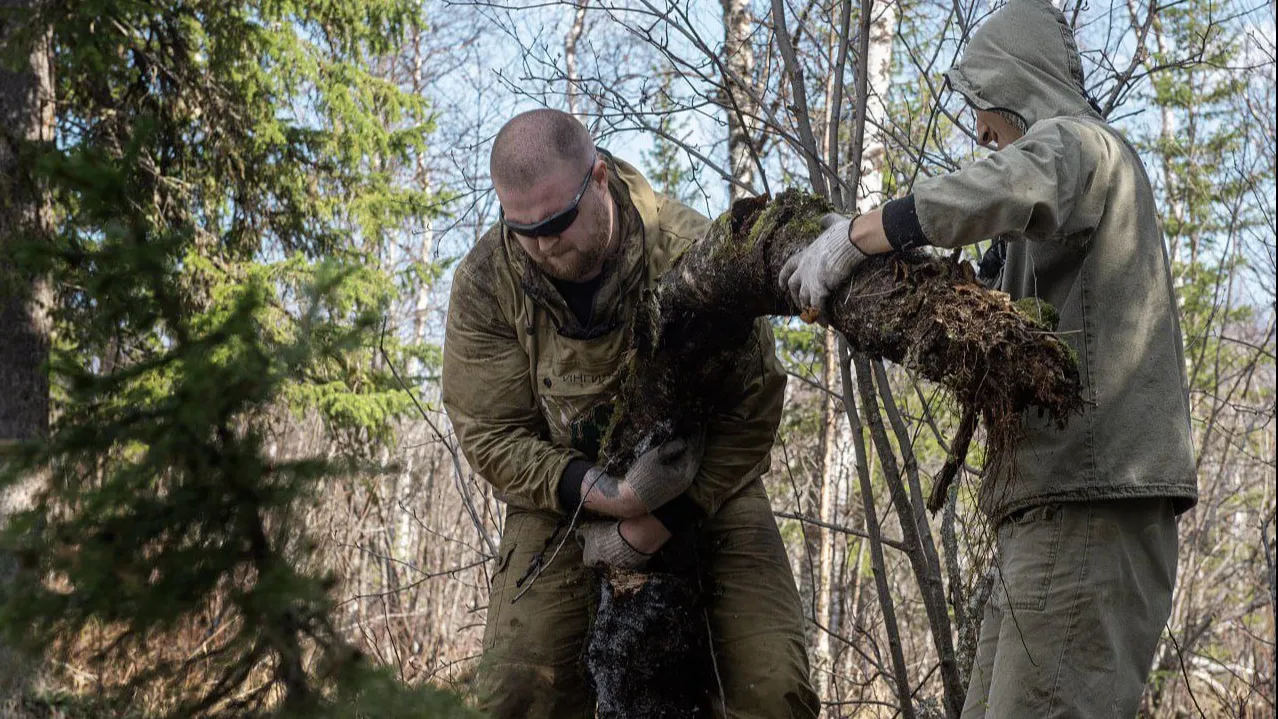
[651,494,706,535]
[882,194,931,252]
[557,459,594,514]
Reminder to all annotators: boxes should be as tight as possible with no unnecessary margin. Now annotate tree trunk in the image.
[565,0,588,115]
[583,191,1083,715]
[721,0,758,201]
[843,342,916,719]
[0,0,53,704]
[858,0,896,212]
[815,1,898,693]
[812,328,840,693]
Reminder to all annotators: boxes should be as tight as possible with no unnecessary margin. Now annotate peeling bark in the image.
[585,190,1083,715]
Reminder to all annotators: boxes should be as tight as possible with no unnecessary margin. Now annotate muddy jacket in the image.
[880,0,1197,521]
[442,154,785,516]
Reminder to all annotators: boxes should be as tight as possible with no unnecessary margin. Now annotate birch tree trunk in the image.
[812,0,899,692]
[721,0,758,200]
[402,22,432,564]
[565,0,588,115]
[0,0,53,703]
[809,329,841,688]
[809,4,857,688]
[857,0,896,212]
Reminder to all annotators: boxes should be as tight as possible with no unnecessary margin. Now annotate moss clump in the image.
[743,198,784,248]
[1061,340,1080,369]
[704,211,739,264]
[745,194,826,249]
[1013,296,1060,331]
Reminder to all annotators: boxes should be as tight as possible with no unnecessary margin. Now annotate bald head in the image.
[490,109,596,192]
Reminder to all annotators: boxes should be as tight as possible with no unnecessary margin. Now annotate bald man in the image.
[442,109,818,718]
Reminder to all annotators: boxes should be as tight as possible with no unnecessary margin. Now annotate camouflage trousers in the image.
[476,479,820,719]
[962,498,1179,718]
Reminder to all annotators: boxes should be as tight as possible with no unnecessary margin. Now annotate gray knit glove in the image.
[577,521,651,569]
[624,437,704,512]
[778,213,866,311]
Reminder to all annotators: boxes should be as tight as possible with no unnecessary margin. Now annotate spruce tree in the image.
[0,1,473,715]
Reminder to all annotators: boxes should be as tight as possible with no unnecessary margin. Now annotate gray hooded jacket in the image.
[880,0,1197,521]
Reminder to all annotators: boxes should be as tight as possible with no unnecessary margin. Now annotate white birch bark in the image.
[857,0,897,213]
[722,0,758,200]
[565,0,589,115]
[814,330,842,693]
[813,1,898,697]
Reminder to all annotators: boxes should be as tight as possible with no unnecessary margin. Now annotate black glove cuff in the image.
[557,459,594,513]
[882,194,931,252]
[651,494,706,535]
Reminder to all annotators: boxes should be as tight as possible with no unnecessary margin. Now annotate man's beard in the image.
[535,211,611,282]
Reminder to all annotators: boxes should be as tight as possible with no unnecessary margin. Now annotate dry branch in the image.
[584,189,1083,715]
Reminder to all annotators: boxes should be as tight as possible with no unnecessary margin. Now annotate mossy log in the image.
[585,191,1083,717]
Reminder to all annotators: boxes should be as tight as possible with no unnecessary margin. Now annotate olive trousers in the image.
[961,498,1179,718]
[476,479,820,718]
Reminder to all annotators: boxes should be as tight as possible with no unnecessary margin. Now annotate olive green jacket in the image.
[442,154,786,516]
[886,0,1197,520]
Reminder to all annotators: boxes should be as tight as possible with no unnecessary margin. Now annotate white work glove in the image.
[577,521,652,569]
[778,213,866,312]
[623,437,704,512]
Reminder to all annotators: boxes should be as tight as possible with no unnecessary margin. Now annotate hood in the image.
[944,0,1100,128]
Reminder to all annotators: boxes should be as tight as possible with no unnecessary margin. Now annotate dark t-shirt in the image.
[551,274,604,328]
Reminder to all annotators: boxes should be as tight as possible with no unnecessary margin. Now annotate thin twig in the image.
[776,510,909,552]
[1167,621,1209,718]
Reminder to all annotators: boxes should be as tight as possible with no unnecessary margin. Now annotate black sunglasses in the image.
[501,153,598,238]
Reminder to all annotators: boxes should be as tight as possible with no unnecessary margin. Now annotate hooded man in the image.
[782,0,1197,716]
[443,108,819,718]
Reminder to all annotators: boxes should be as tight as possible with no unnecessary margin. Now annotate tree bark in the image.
[857,355,964,716]
[857,0,897,212]
[721,0,759,201]
[565,0,588,115]
[0,0,53,704]
[584,190,1083,715]
[812,327,840,693]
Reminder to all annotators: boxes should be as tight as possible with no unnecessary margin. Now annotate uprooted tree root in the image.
[584,190,1084,716]
[586,563,714,719]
